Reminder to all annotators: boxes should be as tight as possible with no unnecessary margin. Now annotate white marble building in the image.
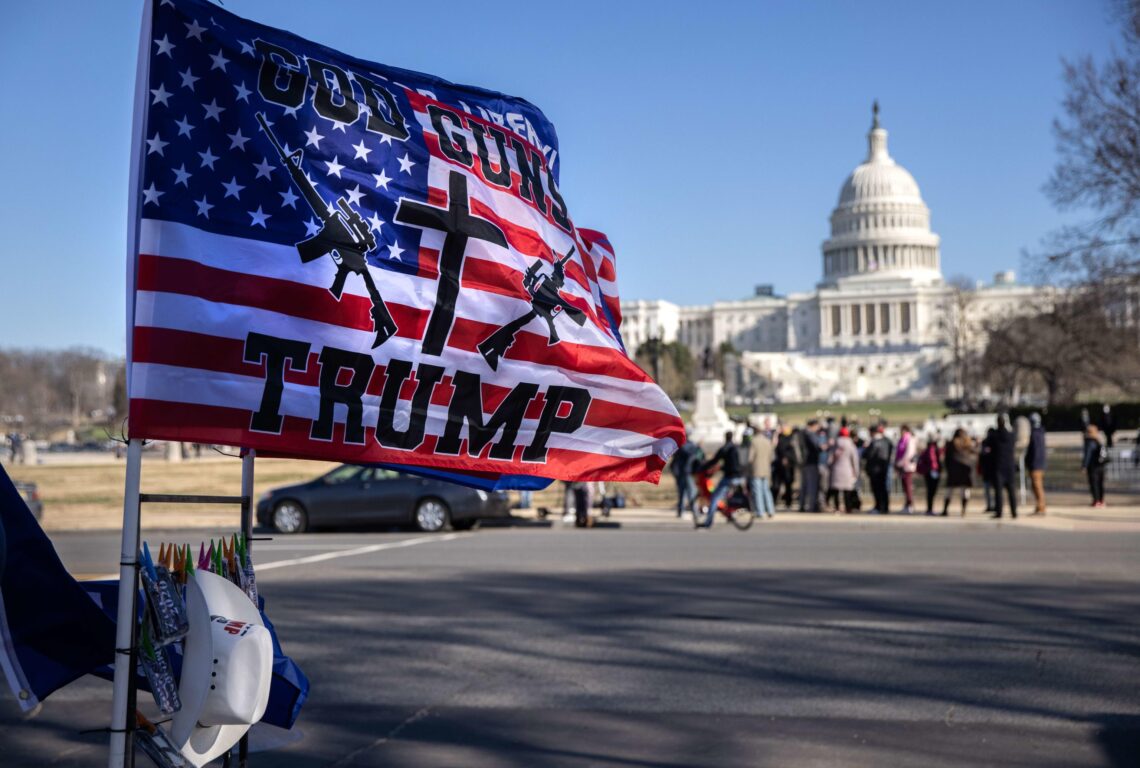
[621,104,1039,402]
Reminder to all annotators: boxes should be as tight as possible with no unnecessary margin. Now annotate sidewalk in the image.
[515,502,1140,533]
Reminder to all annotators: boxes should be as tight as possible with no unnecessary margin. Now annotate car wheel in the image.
[272,499,308,534]
[413,497,449,533]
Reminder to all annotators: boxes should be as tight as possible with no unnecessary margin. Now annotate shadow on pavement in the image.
[2,566,1138,766]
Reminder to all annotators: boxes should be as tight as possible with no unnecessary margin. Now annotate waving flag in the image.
[128,0,682,481]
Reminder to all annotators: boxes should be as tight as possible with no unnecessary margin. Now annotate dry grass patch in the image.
[7,458,336,530]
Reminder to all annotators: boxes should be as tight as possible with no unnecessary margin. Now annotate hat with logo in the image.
[170,570,273,767]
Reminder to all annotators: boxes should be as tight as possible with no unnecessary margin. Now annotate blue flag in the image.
[0,465,308,729]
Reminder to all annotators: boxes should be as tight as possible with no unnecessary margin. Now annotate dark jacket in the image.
[945,434,977,488]
[864,435,893,476]
[705,442,743,479]
[1024,427,1046,471]
[979,431,997,480]
[670,441,701,478]
[775,433,799,468]
[799,429,821,465]
[993,426,1017,480]
[1082,434,1107,470]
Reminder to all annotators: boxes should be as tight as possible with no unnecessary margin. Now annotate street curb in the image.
[510,506,1140,533]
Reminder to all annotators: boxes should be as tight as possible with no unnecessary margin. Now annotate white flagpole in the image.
[108,439,143,767]
[238,449,255,767]
[124,0,153,369]
[113,0,153,763]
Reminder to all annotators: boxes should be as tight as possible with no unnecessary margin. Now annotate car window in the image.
[324,465,362,484]
[371,468,400,481]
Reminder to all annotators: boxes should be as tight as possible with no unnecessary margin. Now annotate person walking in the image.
[700,431,745,528]
[747,427,775,519]
[990,414,1018,519]
[774,426,799,510]
[670,435,703,518]
[894,424,918,514]
[864,424,893,514]
[798,421,822,512]
[1024,413,1047,516]
[917,433,942,515]
[829,427,861,513]
[1082,424,1109,508]
[942,428,977,516]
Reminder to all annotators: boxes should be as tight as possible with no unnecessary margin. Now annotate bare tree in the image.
[0,347,121,436]
[936,275,985,398]
[982,291,1140,405]
[1035,0,1140,292]
[1009,2,1140,402]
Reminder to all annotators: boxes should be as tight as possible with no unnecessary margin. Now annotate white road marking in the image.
[250,543,374,551]
[74,534,467,581]
[255,533,468,572]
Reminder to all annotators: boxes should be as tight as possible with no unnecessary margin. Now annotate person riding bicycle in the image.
[698,430,744,528]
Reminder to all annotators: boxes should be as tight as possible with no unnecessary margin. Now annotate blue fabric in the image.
[379,464,552,492]
[0,464,116,709]
[704,476,740,527]
[674,473,696,516]
[0,465,308,729]
[749,477,774,516]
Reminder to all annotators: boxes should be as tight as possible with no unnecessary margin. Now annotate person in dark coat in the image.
[798,421,822,512]
[700,431,744,528]
[1024,413,1047,516]
[1082,424,1108,507]
[942,429,977,516]
[863,424,893,514]
[669,435,703,518]
[773,426,799,509]
[990,414,1018,519]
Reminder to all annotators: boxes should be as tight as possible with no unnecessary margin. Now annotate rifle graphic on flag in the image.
[478,248,587,370]
[255,113,398,349]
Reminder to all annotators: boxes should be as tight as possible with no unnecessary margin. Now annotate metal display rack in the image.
[108,440,257,768]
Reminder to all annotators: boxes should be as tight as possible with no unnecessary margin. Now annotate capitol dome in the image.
[821,103,941,284]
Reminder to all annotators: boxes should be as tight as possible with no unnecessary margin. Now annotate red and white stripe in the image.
[130,219,682,481]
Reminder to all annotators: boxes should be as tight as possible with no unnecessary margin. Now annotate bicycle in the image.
[692,470,755,530]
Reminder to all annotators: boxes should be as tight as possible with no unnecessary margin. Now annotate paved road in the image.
[3,522,1139,767]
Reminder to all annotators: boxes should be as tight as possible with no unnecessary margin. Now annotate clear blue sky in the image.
[0,0,1118,355]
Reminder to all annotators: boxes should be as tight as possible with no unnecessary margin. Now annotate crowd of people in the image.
[670,412,1120,520]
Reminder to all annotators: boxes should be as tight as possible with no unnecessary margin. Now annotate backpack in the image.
[1098,443,1111,466]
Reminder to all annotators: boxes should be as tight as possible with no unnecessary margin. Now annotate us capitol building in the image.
[621,104,1038,402]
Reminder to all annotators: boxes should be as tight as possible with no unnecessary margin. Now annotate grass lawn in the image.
[7,457,337,531]
[726,398,948,428]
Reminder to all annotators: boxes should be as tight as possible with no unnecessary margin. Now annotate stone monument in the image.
[688,379,741,450]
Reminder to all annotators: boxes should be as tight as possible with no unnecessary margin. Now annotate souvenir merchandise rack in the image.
[108,440,258,768]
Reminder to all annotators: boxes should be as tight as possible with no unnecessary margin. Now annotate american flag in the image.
[128,0,683,482]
